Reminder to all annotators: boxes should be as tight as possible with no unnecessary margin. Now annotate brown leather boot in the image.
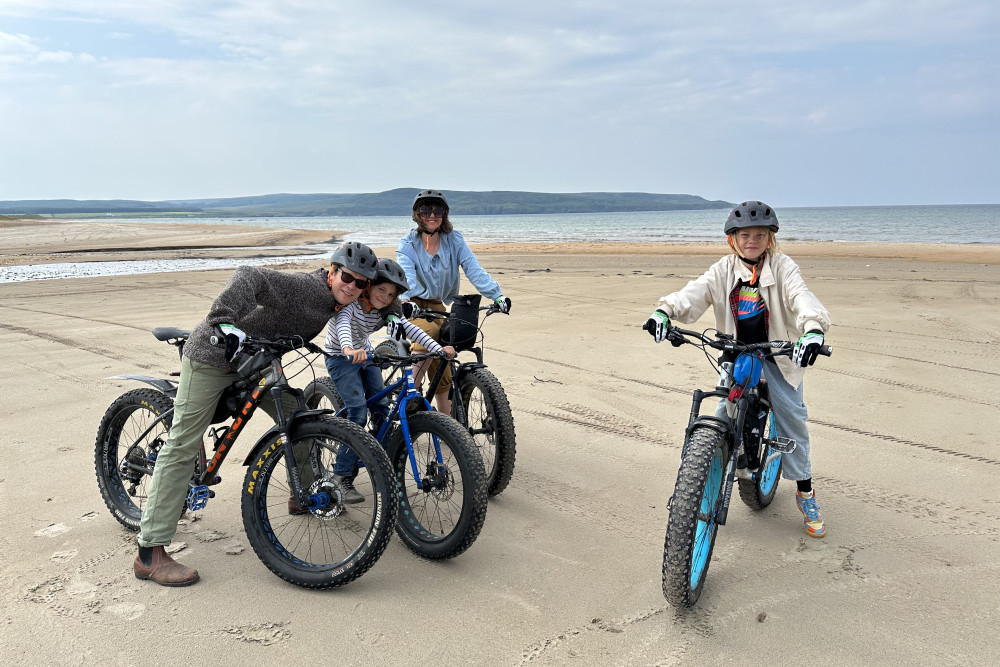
[133,546,200,586]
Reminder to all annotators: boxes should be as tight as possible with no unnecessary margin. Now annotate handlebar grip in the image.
[819,345,833,357]
[209,335,221,346]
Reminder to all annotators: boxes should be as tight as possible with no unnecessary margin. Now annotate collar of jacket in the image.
[731,253,776,288]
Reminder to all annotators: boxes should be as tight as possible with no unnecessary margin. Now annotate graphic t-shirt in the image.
[735,280,768,344]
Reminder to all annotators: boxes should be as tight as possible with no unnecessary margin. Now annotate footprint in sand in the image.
[66,578,99,600]
[34,523,71,538]
[51,549,79,563]
[106,603,146,621]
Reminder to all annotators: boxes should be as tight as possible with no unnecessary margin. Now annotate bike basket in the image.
[733,352,764,388]
[441,294,482,351]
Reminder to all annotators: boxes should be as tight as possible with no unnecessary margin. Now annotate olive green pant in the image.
[138,357,309,548]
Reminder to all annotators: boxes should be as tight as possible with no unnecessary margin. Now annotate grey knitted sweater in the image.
[184,266,348,369]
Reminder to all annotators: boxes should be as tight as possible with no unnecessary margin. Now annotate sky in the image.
[1,1,998,207]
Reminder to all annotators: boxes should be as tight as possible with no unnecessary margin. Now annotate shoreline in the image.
[2,220,997,271]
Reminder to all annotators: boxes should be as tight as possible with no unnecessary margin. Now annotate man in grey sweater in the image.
[133,242,379,586]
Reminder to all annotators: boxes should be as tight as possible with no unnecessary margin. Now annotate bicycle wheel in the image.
[95,388,176,531]
[304,376,345,415]
[737,411,782,510]
[453,367,516,496]
[662,425,727,607]
[387,411,487,559]
[241,416,396,589]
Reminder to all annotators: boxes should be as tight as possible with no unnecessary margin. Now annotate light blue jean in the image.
[716,359,812,481]
[325,355,390,476]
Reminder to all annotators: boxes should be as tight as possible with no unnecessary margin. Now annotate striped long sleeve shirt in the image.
[323,300,442,355]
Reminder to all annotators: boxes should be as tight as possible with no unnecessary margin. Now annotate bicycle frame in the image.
[116,333,335,511]
[327,353,445,492]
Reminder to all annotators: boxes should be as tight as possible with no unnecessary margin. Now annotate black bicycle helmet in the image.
[330,241,378,279]
[412,189,449,210]
[724,200,779,234]
[374,257,409,293]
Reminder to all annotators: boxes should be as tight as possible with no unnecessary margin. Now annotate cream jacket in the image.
[656,252,831,388]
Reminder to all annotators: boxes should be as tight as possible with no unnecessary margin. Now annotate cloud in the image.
[0,1,997,203]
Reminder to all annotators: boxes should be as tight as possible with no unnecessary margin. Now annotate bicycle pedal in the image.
[187,484,211,511]
[765,436,796,453]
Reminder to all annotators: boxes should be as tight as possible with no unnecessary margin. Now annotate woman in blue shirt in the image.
[396,189,511,413]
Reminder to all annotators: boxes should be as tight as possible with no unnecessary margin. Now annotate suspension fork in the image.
[400,365,445,490]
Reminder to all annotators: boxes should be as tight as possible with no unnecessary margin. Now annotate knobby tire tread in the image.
[95,388,175,531]
[241,416,396,589]
[455,367,517,497]
[662,426,726,608]
[388,411,488,559]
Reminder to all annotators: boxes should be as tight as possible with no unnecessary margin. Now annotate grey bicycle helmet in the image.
[412,189,449,210]
[724,200,779,234]
[330,241,378,279]
[374,257,409,293]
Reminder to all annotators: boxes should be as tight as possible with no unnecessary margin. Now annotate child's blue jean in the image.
[325,355,390,476]
[715,359,812,481]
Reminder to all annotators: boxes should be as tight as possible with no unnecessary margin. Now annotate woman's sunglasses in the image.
[337,269,370,289]
[417,205,446,217]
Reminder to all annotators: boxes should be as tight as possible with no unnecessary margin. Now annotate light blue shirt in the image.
[396,229,502,305]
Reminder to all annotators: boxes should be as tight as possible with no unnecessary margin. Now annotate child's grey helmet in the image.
[330,241,378,279]
[724,200,779,234]
[375,257,409,293]
[412,189,449,210]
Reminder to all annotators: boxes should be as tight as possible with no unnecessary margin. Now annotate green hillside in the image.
[1,189,732,217]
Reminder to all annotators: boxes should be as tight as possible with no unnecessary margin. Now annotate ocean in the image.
[2,204,998,283]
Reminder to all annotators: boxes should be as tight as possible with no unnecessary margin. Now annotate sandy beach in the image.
[2,220,999,665]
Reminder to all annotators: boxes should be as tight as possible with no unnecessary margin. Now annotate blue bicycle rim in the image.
[759,414,781,495]
[690,444,724,589]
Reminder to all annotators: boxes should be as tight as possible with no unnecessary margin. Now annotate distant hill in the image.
[0,189,732,217]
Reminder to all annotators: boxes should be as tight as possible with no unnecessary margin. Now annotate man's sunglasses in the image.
[417,205,446,217]
[336,269,370,289]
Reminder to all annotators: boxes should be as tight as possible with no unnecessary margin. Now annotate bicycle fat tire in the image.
[95,388,175,531]
[241,416,396,589]
[662,425,727,608]
[453,367,516,497]
[304,376,346,415]
[387,411,488,559]
[737,412,782,510]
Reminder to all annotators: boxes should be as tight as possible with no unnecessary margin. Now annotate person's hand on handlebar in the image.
[342,346,368,364]
[494,296,512,314]
[792,330,825,367]
[217,323,246,362]
[401,301,421,319]
[644,309,671,343]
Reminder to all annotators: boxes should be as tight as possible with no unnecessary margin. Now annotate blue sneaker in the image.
[795,490,826,538]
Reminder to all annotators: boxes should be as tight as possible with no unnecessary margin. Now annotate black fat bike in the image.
[644,323,831,607]
[94,328,397,589]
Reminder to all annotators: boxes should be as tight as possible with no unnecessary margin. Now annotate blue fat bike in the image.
[643,323,831,607]
[304,350,488,560]
[380,295,516,497]
[94,329,397,589]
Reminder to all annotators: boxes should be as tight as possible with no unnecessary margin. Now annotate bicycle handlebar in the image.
[642,321,832,358]
[408,304,502,321]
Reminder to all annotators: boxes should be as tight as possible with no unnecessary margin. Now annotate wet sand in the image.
[2,220,999,665]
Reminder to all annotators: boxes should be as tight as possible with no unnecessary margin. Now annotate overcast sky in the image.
[1,1,997,206]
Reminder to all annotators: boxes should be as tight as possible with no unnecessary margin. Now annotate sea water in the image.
[2,204,997,282]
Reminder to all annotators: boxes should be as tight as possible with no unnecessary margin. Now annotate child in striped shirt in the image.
[322,257,455,502]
